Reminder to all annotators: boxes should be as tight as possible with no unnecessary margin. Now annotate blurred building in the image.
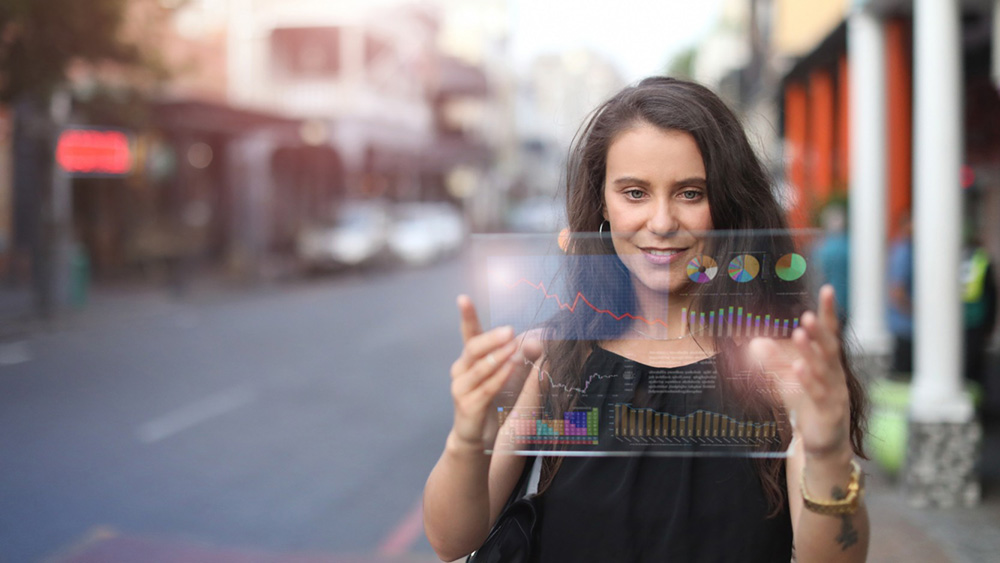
[222,0,505,249]
[510,50,625,230]
[699,0,1000,508]
[4,0,507,293]
[426,0,516,231]
[686,0,785,202]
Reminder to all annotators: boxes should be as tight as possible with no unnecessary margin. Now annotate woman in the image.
[424,77,869,562]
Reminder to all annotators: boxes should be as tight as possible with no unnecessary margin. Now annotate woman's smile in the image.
[640,246,688,265]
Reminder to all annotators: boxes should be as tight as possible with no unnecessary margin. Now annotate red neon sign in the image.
[56,129,132,175]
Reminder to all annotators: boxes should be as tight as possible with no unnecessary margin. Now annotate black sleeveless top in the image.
[534,347,793,562]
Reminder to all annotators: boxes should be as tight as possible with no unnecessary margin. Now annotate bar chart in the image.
[683,306,800,338]
[612,403,780,446]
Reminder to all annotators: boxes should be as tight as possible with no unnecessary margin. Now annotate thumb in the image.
[516,328,545,362]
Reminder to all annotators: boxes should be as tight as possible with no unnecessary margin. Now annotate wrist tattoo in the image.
[831,486,859,550]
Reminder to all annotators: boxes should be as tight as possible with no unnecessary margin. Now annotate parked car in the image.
[296,200,390,271]
[387,202,466,266]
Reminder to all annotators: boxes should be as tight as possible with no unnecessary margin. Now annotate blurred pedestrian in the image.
[887,212,914,376]
[424,77,869,562]
[814,202,850,325]
[962,233,997,387]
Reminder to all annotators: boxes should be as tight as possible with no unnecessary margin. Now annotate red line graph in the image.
[506,278,668,328]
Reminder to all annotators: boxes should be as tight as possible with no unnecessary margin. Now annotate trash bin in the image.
[869,378,983,476]
[869,379,910,475]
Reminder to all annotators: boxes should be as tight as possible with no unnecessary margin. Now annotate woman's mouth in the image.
[641,248,685,265]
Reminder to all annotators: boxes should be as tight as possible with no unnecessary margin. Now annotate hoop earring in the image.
[599,221,610,235]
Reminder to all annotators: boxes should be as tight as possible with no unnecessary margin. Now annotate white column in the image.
[910,0,971,422]
[847,5,891,355]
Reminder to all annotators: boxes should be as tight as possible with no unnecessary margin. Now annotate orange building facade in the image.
[781,20,914,237]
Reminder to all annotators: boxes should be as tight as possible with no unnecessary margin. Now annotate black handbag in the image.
[468,457,541,563]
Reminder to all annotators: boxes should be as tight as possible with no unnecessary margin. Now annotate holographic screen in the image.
[467,229,824,458]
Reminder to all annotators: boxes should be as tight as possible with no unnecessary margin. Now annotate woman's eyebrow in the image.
[610,176,651,187]
[674,177,708,188]
[610,176,707,188]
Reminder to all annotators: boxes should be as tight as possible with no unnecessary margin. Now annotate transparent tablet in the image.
[468,229,824,458]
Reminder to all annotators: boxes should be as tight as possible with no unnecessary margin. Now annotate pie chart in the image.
[687,255,718,283]
[776,253,807,281]
[728,255,760,283]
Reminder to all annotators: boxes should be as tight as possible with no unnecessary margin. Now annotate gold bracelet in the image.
[800,459,864,516]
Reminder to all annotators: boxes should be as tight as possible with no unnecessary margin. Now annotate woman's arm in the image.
[422,296,542,562]
[786,436,869,562]
[751,286,869,562]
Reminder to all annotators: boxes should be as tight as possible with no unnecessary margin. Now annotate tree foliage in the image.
[0,0,145,103]
[665,47,696,80]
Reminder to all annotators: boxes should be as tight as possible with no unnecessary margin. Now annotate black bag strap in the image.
[467,456,540,563]
[503,456,539,507]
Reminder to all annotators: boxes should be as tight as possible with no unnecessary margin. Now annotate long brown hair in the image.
[537,76,868,516]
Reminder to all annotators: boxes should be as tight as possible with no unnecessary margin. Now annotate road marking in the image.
[0,340,31,366]
[378,496,425,556]
[45,525,119,563]
[137,385,256,444]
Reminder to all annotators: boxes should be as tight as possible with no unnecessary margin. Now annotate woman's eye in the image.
[624,189,645,200]
[680,189,703,200]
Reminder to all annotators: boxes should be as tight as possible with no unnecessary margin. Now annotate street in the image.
[0,259,469,562]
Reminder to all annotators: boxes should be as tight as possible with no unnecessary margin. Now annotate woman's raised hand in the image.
[450,295,542,450]
[748,285,852,459]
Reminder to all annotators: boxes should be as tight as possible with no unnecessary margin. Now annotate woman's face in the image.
[602,122,713,297]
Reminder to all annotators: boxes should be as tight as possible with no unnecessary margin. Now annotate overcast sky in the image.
[509,0,726,82]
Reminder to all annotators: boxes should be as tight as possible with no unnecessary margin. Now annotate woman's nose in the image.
[646,199,678,235]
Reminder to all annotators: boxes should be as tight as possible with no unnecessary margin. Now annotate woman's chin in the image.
[631,276,689,296]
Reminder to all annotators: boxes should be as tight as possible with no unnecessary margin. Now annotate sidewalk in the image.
[0,256,321,338]
[0,268,256,338]
[865,456,1000,562]
[863,350,1000,562]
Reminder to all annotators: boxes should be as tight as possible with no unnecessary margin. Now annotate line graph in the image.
[520,357,628,395]
[505,278,670,328]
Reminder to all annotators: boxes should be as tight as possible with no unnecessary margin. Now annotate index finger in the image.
[457,294,484,344]
[818,285,840,333]
[814,285,842,354]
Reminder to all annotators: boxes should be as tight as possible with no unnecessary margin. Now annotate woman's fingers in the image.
[459,325,515,368]
[495,333,545,395]
[790,327,828,397]
[452,338,519,396]
[799,306,847,392]
[457,294,483,344]
[450,296,543,447]
[819,284,841,335]
[470,358,518,409]
[806,287,843,361]
[516,331,545,363]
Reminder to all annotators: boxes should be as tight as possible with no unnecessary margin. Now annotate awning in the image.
[152,98,302,136]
